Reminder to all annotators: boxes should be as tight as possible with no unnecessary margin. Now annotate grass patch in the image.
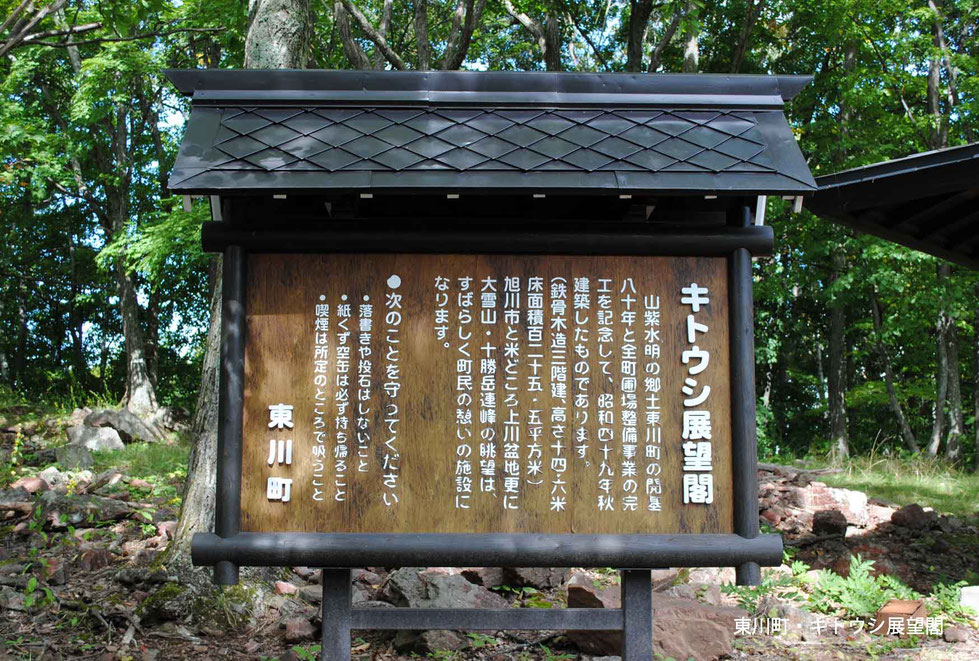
[91,440,189,480]
[812,456,979,518]
[91,439,190,508]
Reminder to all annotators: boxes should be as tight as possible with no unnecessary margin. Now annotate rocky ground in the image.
[1,409,978,660]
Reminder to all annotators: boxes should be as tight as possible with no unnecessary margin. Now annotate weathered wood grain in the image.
[241,254,733,534]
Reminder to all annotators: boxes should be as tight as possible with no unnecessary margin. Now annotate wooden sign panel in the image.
[241,254,733,534]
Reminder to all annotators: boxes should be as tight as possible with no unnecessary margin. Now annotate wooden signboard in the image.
[241,253,733,535]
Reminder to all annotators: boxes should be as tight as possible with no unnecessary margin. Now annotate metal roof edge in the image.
[164,70,813,105]
[813,142,979,190]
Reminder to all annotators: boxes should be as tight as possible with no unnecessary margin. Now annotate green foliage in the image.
[722,563,810,614]
[465,632,497,649]
[291,645,322,661]
[809,555,922,619]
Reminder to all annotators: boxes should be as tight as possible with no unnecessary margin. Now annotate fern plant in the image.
[809,555,921,619]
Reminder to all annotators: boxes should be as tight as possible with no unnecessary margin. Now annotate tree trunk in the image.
[944,299,964,462]
[730,0,764,73]
[625,0,653,72]
[68,243,89,390]
[415,0,429,70]
[172,259,221,556]
[14,275,27,387]
[146,286,159,388]
[827,249,849,460]
[543,11,563,71]
[245,0,312,68]
[927,263,950,456]
[171,0,313,561]
[114,258,158,416]
[974,284,978,472]
[870,289,918,451]
[681,11,699,74]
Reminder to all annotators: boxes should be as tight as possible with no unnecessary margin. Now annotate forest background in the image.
[1,0,977,476]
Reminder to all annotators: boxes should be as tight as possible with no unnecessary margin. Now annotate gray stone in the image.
[394,629,469,654]
[960,585,979,612]
[55,443,94,469]
[66,424,124,451]
[503,566,571,589]
[37,466,67,489]
[298,584,322,604]
[385,567,508,610]
[33,490,134,529]
[461,566,506,588]
[943,626,969,643]
[85,408,165,444]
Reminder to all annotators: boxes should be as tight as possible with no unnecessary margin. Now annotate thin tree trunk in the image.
[334,0,370,69]
[927,263,951,456]
[146,286,159,388]
[371,0,392,70]
[625,0,653,72]
[974,283,978,472]
[648,2,684,72]
[14,275,26,387]
[870,289,918,451]
[415,0,429,70]
[827,249,849,460]
[730,0,764,73]
[68,243,88,390]
[944,296,964,462]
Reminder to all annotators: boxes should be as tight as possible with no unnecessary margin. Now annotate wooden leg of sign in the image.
[621,569,653,660]
[320,568,351,661]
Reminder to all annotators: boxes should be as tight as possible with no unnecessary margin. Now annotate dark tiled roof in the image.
[166,70,816,195]
[807,143,979,270]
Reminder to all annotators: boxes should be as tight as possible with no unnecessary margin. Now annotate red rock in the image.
[283,616,316,643]
[39,557,67,585]
[13,522,30,536]
[761,508,782,525]
[79,548,115,571]
[11,476,49,494]
[275,580,298,595]
[129,478,153,490]
[157,521,177,539]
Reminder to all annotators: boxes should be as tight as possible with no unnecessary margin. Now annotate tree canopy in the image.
[1,0,977,467]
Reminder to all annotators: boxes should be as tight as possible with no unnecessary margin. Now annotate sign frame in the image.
[191,200,782,660]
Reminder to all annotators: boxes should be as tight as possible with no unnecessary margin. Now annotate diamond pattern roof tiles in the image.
[166,70,817,194]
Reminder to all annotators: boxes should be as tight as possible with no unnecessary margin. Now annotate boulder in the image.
[394,629,469,654]
[85,408,165,444]
[275,581,298,596]
[55,443,95,469]
[283,617,316,643]
[37,466,68,489]
[960,585,979,612]
[78,548,116,571]
[10,476,49,494]
[384,567,508,610]
[66,407,92,427]
[812,509,848,536]
[566,571,746,661]
[33,490,135,529]
[891,504,938,531]
[503,567,570,589]
[66,425,124,452]
[461,567,506,588]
